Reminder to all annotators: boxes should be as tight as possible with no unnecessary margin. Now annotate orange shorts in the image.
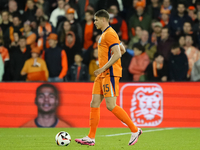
[92,76,120,97]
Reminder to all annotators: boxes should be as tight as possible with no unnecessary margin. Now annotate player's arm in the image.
[94,45,121,76]
[120,42,126,55]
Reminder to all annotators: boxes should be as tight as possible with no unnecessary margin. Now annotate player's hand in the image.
[94,68,105,77]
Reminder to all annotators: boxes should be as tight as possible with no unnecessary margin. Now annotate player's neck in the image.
[101,23,110,32]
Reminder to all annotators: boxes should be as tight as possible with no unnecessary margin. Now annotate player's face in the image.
[36,87,58,113]
[94,16,103,30]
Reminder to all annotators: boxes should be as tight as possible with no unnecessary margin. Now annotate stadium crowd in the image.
[0,0,200,82]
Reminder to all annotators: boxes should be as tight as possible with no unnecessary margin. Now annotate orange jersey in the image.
[98,26,122,77]
[21,118,71,128]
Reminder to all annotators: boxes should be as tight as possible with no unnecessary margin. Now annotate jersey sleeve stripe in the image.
[108,49,114,76]
[109,43,119,50]
[110,76,116,94]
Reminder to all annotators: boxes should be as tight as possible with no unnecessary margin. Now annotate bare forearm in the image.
[102,53,121,71]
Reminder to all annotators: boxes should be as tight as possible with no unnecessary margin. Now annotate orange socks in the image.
[88,107,100,139]
[111,105,138,133]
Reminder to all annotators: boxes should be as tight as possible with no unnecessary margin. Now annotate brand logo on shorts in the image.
[120,83,163,127]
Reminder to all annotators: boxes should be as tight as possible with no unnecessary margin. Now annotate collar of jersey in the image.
[102,25,111,33]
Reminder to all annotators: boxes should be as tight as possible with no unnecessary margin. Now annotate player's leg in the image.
[104,76,142,145]
[75,77,104,146]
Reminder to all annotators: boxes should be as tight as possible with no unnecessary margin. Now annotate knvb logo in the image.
[120,83,163,127]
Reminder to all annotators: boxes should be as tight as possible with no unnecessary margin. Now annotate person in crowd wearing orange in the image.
[10,36,31,81]
[160,0,172,13]
[150,21,162,45]
[81,10,96,51]
[160,8,170,27]
[128,26,142,49]
[23,21,37,49]
[129,43,150,81]
[67,53,89,81]
[89,48,99,81]
[49,0,65,28]
[157,27,174,62]
[128,1,152,39]
[184,35,200,79]
[23,0,37,23]
[169,43,188,81]
[145,52,168,81]
[44,33,68,82]
[8,14,24,44]
[37,16,55,51]
[62,31,81,68]
[147,0,161,20]
[187,6,197,22]
[22,83,71,127]
[108,5,129,43]
[21,47,48,81]
[0,54,4,82]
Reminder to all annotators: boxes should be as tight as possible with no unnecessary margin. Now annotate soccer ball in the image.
[55,131,71,146]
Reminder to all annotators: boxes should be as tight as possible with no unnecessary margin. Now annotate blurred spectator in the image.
[81,10,95,51]
[120,41,133,82]
[8,0,20,16]
[181,22,197,45]
[8,14,23,45]
[97,0,120,13]
[147,0,161,20]
[0,11,12,38]
[67,53,89,81]
[0,54,4,81]
[89,48,99,81]
[83,33,101,66]
[108,5,128,42]
[196,1,200,12]
[36,0,50,17]
[140,30,157,61]
[128,1,152,39]
[145,52,168,81]
[61,31,81,68]
[178,35,185,48]
[169,43,188,81]
[160,0,172,13]
[35,6,49,24]
[128,26,142,49]
[157,27,174,61]
[191,59,200,81]
[184,35,200,78]
[10,36,31,81]
[128,43,150,81]
[37,16,55,51]
[23,0,37,22]
[150,21,162,45]
[187,6,197,22]
[77,0,98,21]
[44,33,68,82]
[23,21,37,49]
[21,47,48,81]
[9,31,21,49]
[168,2,192,38]
[49,0,65,28]
[160,8,170,27]
[58,20,71,44]
[57,8,83,43]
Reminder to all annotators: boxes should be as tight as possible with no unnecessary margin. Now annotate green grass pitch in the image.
[0,128,199,150]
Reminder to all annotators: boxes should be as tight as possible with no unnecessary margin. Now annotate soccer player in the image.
[75,9,142,146]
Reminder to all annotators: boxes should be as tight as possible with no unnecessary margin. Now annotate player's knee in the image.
[106,104,115,111]
[90,100,100,107]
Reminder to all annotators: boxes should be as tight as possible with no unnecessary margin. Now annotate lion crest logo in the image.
[120,84,163,127]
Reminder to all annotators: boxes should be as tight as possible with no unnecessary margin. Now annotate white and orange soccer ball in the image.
[55,131,71,146]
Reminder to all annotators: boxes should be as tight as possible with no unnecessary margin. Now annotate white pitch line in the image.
[104,128,175,137]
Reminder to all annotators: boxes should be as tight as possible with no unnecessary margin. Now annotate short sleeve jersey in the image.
[98,26,122,77]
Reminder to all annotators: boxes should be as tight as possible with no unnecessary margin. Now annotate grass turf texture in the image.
[0,128,199,150]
